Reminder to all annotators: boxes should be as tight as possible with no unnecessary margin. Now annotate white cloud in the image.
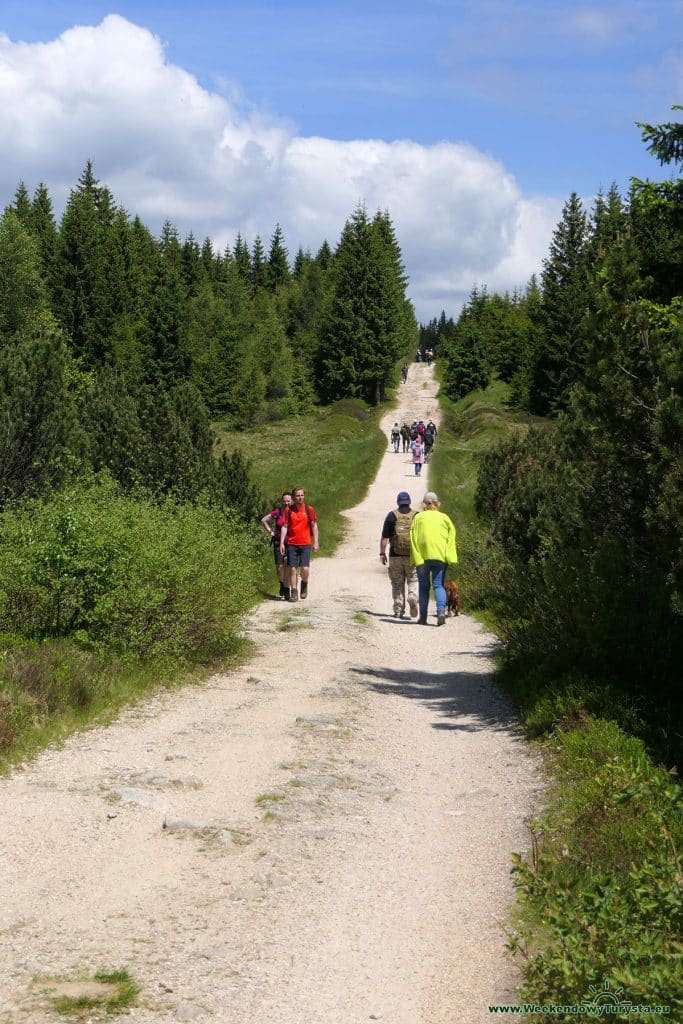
[0,15,558,320]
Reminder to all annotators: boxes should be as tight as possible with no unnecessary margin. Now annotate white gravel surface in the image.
[0,364,540,1023]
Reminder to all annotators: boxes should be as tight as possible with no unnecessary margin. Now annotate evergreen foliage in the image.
[466,118,683,761]
[315,205,417,404]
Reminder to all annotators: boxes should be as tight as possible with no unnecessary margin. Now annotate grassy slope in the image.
[214,396,387,591]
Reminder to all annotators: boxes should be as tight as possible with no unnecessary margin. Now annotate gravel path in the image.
[0,364,540,1023]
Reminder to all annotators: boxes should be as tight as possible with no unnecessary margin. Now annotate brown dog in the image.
[444,579,461,616]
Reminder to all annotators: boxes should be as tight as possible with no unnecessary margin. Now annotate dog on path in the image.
[444,579,461,617]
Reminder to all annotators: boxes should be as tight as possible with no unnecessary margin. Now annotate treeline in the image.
[0,164,415,749]
[437,121,682,751]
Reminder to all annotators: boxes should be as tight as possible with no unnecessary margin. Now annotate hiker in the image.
[401,363,409,383]
[390,422,401,453]
[410,491,458,626]
[411,435,425,476]
[423,421,436,461]
[400,422,412,453]
[379,491,419,619]
[261,491,293,599]
[280,486,319,601]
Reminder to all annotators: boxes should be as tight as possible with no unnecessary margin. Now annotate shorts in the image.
[287,544,311,568]
[273,543,288,567]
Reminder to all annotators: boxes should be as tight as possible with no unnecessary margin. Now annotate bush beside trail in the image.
[0,478,260,759]
[428,377,682,1018]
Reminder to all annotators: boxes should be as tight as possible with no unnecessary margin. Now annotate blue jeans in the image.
[416,561,446,620]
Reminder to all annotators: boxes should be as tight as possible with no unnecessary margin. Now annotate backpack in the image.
[410,425,418,440]
[392,509,414,557]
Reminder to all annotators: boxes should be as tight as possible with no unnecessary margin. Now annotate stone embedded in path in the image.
[113,787,170,810]
[162,816,222,832]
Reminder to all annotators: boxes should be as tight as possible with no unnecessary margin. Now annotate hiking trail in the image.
[0,363,540,1024]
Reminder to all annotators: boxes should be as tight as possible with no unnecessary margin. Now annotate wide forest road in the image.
[0,363,540,1024]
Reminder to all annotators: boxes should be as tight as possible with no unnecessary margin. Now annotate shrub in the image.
[510,718,683,1021]
[0,479,259,661]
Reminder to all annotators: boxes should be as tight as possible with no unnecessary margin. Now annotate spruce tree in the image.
[267,224,290,290]
[316,205,413,404]
[251,236,268,291]
[54,162,117,365]
[528,193,591,414]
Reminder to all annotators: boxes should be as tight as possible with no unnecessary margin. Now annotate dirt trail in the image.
[0,363,540,1024]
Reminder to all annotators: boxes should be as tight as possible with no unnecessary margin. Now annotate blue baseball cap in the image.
[396,491,411,506]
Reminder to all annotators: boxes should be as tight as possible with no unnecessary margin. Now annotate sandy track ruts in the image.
[0,363,539,1024]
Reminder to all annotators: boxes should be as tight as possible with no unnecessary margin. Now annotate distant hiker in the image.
[390,422,401,453]
[280,486,319,601]
[415,349,421,362]
[423,422,436,461]
[410,491,458,626]
[410,421,419,441]
[261,492,292,599]
[400,422,412,452]
[379,491,418,619]
[411,436,425,476]
[401,363,409,383]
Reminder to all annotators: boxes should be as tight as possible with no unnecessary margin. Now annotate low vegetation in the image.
[429,374,682,1019]
[35,968,139,1019]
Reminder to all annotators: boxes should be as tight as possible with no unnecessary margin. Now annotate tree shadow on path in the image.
[350,665,521,734]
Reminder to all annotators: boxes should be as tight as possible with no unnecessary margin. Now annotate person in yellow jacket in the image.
[410,491,458,626]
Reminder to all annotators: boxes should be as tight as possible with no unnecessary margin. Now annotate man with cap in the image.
[410,491,458,626]
[379,492,419,619]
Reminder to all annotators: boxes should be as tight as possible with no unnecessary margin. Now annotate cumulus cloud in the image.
[0,15,559,319]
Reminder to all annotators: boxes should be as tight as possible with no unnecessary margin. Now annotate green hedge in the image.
[0,479,258,660]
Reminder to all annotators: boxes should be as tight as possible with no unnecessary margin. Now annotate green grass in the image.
[0,638,251,774]
[213,396,386,592]
[37,968,139,1019]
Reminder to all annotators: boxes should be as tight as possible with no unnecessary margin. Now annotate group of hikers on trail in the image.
[261,487,319,602]
[259,476,458,627]
[415,348,434,365]
[380,489,457,626]
[389,419,438,475]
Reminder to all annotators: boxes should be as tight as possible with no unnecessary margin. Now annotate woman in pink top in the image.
[411,437,425,476]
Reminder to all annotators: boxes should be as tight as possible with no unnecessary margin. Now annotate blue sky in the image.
[1,2,680,319]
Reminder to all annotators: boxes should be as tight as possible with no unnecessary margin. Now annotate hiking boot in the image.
[437,614,446,626]
[408,596,418,618]
[418,617,428,625]
[282,587,290,601]
[300,580,308,599]
[289,590,299,602]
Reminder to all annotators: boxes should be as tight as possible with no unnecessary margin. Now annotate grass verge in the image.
[0,636,251,774]
[214,396,387,593]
